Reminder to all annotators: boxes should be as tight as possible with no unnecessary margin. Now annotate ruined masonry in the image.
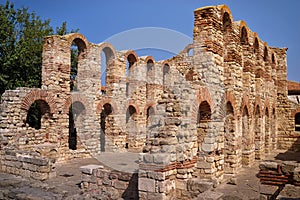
[0,4,300,200]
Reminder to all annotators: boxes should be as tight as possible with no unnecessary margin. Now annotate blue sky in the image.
[2,0,299,82]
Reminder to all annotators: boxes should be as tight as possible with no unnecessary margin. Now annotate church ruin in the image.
[0,4,299,199]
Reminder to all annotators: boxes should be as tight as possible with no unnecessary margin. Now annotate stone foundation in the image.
[0,148,56,181]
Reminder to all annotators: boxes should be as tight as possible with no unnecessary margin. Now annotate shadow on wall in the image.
[275,136,300,163]
[122,173,138,199]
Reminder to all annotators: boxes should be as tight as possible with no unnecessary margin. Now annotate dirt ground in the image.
[0,150,299,199]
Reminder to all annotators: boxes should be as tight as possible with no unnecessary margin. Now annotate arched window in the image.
[26,100,51,130]
[187,48,194,57]
[254,38,259,54]
[240,27,248,45]
[146,106,155,126]
[126,105,137,149]
[70,38,86,91]
[197,101,212,123]
[224,101,236,173]
[263,46,268,62]
[101,47,115,87]
[146,59,154,77]
[163,64,170,85]
[265,107,270,153]
[126,54,137,76]
[271,53,275,64]
[242,106,250,165]
[197,101,212,153]
[100,103,113,152]
[126,105,137,123]
[222,12,231,31]
[295,113,300,131]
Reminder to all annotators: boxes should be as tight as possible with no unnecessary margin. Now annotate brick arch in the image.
[162,60,171,67]
[145,56,155,64]
[96,97,118,115]
[264,100,271,116]
[21,89,57,114]
[241,94,251,118]
[181,43,194,56]
[219,5,233,30]
[125,99,140,115]
[62,93,90,114]
[291,108,300,118]
[98,42,116,63]
[192,87,214,123]
[124,50,138,63]
[197,87,214,110]
[145,56,155,74]
[239,21,250,45]
[263,42,270,62]
[64,33,89,51]
[219,4,233,20]
[144,101,157,115]
[225,91,237,119]
[254,96,263,117]
[253,33,260,54]
[162,61,171,78]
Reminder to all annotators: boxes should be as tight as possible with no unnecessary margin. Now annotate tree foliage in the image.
[0,1,79,128]
[0,1,78,95]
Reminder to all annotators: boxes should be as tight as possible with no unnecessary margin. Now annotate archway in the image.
[100,103,113,152]
[101,46,115,87]
[69,101,86,150]
[254,105,262,159]
[242,106,250,166]
[264,108,271,153]
[224,101,236,174]
[163,64,170,85]
[70,38,87,91]
[197,101,212,153]
[25,100,51,130]
[146,106,155,127]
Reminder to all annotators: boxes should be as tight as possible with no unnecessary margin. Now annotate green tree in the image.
[0,1,78,96]
[0,1,79,128]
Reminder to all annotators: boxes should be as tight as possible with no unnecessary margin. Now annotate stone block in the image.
[293,166,300,182]
[80,164,104,175]
[176,179,187,190]
[187,178,213,193]
[281,161,298,174]
[102,177,112,186]
[259,161,278,170]
[157,179,175,193]
[138,178,155,192]
[197,161,214,169]
[153,153,170,164]
[118,173,132,181]
[143,154,153,163]
[204,137,215,144]
[202,143,214,153]
[113,180,128,190]
[147,171,166,181]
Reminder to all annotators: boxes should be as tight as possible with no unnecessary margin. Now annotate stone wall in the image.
[0,148,56,181]
[80,164,138,199]
[0,3,299,196]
